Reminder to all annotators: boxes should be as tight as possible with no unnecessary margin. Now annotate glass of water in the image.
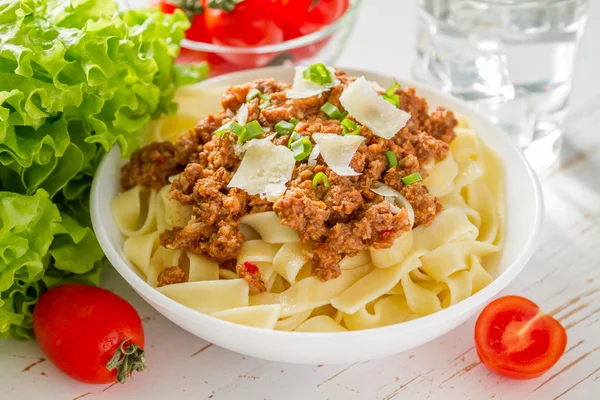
[413,0,590,171]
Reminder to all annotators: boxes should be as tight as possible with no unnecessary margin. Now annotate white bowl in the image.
[91,67,543,364]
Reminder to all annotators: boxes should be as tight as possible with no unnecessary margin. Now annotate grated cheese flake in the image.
[311,133,364,176]
[237,103,249,125]
[228,139,295,202]
[340,77,411,139]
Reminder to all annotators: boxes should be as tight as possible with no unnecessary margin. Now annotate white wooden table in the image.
[1,1,599,399]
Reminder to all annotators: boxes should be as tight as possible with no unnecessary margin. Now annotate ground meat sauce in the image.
[236,262,266,295]
[121,70,457,282]
[157,265,187,287]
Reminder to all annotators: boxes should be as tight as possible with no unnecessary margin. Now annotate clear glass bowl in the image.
[176,0,363,76]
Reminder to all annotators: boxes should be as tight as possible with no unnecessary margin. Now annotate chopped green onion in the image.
[258,92,271,109]
[382,79,401,107]
[288,131,302,147]
[246,88,261,102]
[302,63,333,85]
[275,120,296,136]
[241,120,264,143]
[290,117,299,125]
[386,79,400,96]
[385,151,398,168]
[216,121,246,139]
[382,93,400,107]
[290,137,313,161]
[312,172,330,189]
[402,172,422,185]
[246,89,271,109]
[320,102,345,119]
[341,119,359,135]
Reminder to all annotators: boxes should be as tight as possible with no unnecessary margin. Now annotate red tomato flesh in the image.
[33,284,145,384]
[475,296,567,379]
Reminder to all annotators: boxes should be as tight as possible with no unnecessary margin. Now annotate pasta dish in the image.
[112,65,504,332]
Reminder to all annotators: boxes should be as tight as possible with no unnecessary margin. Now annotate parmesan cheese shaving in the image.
[286,66,339,99]
[371,182,415,227]
[340,77,411,139]
[307,144,320,167]
[386,197,401,214]
[312,133,364,176]
[237,103,248,125]
[228,139,295,202]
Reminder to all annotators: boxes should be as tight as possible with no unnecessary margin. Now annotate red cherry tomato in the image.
[202,0,284,68]
[203,0,283,47]
[281,0,349,37]
[475,296,567,379]
[33,284,146,384]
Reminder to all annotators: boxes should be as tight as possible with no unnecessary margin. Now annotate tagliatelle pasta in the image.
[112,67,504,332]
[112,116,504,332]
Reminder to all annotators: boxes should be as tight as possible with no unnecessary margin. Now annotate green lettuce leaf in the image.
[0,0,207,340]
[0,0,202,197]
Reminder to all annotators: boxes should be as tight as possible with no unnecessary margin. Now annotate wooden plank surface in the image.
[1,0,599,399]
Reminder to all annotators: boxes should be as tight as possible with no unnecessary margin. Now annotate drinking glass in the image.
[413,0,590,171]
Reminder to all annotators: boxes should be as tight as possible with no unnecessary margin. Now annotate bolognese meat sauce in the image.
[121,69,458,283]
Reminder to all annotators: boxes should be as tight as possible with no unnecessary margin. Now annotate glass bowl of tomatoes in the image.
[158,0,362,76]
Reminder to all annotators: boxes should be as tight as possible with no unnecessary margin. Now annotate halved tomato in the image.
[475,296,567,379]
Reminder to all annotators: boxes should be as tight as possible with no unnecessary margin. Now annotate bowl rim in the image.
[180,0,363,54]
[91,65,544,339]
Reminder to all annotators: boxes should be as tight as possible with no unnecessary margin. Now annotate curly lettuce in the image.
[0,0,207,339]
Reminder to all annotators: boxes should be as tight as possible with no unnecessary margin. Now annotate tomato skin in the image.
[475,296,567,380]
[281,0,349,37]
[33,284,145,384]
[203,0,283,48]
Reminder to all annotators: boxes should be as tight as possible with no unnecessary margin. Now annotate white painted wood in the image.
[1,1,598,399]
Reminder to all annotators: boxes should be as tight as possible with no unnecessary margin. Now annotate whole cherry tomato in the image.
[475,296,567,379]
[33,284,146,384]
[281,0,349,37]
[203,0,284,47]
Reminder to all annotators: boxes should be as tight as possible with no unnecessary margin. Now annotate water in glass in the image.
[414,0,590,170]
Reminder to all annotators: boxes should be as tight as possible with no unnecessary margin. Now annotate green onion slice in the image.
[290,137,313,161]
[241,120,264,143]
[288,131,302,147]
[246,89,271,109]
[258,92,271,109]
[401,172,422,185]
[216,121,246,139]
[382,93,400,107]
[312,172,330,189]
[385,151,398,168]
[382,79,401,107]
[275,120,296,136]
[290,117,299,125]
[302,63,333,85]
[320,102,344,119]
[386,79,400,96]
[341,118,359,135]
[246,88,261,102]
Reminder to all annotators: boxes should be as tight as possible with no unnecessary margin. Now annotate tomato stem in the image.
[106,338,147,384]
